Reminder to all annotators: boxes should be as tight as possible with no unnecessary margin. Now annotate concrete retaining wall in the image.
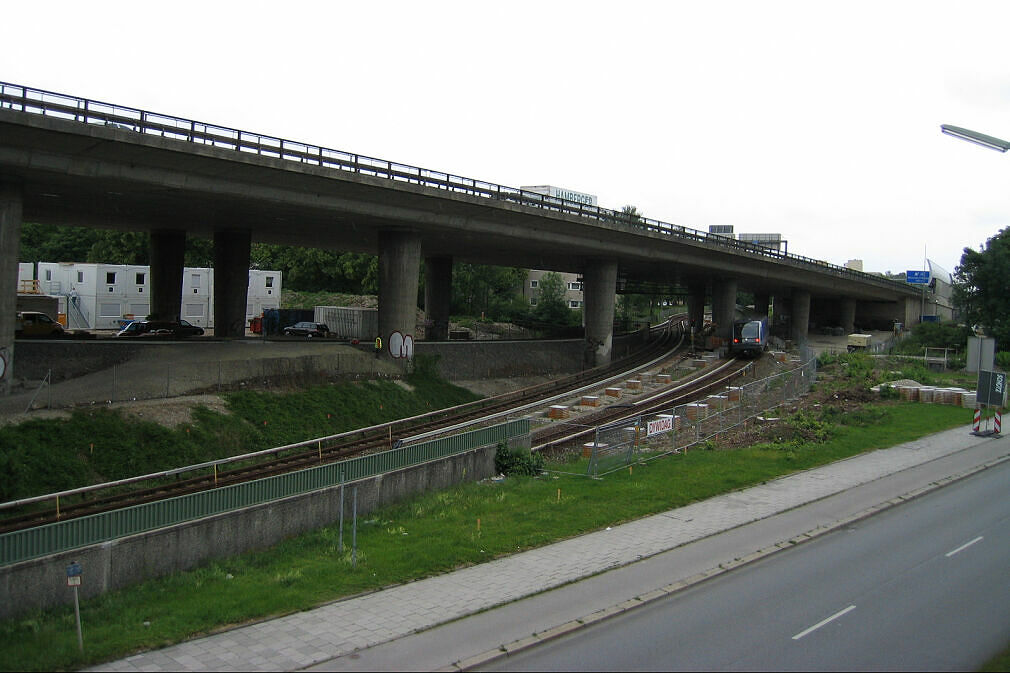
[415,330,649,381]
[0,444,497,619]
[13,341,146,381]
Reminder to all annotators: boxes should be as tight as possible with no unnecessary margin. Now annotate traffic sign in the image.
[977,370,1007,407]
[905,270,930,284]
[66,561,82,586]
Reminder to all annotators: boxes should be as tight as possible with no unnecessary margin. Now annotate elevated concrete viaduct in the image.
[0,84,921,394]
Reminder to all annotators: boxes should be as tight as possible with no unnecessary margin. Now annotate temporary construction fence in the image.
[0,417,529,566]
[568,352,817,478]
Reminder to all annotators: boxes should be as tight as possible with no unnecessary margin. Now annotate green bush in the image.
[996,352,1010,370]
[878,384,899,400]
[494,442,544,476]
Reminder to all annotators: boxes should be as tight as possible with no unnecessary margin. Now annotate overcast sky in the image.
[5,0,1010,278]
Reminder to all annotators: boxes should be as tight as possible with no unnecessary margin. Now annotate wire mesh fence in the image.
[543,352,817,478]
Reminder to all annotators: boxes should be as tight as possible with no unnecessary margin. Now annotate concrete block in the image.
[581,395,601,407]
[547,405,570,419]
[705,394,728,410]
[605,387,622,398]
[726,386,742,402]
[582,442,607,458]
[656,373,672,384]
[685,403,708,420]
[626,379,642,390]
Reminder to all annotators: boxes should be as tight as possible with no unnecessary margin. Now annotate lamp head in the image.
[941,124,1010,152]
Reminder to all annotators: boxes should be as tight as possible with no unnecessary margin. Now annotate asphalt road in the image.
[487,458,1010,671]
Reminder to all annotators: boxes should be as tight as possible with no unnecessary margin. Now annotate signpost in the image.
[906,271,930,323]
[66,562,84,652]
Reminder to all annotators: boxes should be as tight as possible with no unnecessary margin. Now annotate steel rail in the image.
[0,320,679,517]
[531,359,752,452]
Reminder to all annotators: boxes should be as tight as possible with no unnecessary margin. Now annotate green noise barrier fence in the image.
[1,418,529,566]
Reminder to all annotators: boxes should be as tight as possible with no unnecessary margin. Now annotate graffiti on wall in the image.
[388,331,414,359]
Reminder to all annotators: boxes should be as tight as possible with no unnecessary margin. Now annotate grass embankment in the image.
[0,369,480,503]
[0,400,969,671]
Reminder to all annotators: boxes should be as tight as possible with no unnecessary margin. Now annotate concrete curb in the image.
[443,452,1010,671]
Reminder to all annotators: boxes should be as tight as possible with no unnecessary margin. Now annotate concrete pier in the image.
[791,290,811,344]
[149,229,186,321]
[213,229,252,338]
[424,255,452,341]
[583,260,618,367]
[711,278,738,340]
[0,182,22,396]
[378,230,421,357]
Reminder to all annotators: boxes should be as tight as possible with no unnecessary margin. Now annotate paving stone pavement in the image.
[90,425,1004,672]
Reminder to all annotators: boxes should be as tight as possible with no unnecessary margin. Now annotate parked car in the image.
[15,311,65,338]
[115,319,205,338]
[283,321,329,338]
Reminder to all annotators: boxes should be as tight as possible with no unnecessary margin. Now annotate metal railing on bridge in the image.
[1,81,912,294]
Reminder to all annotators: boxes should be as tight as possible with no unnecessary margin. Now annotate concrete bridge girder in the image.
[0,111,919,306]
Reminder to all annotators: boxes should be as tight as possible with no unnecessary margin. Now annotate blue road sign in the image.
[906,270,930,284]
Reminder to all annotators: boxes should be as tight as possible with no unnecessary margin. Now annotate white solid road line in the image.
[791,605,857,641]
[945,536,984,558]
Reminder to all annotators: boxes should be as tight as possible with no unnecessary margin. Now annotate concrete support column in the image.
[902,296,919,327]
[840,297,856,334]
[711,278,738,340]
[149,229,186,322]
[213,229,252,338]
[686,281,706,332]
[753,292,770,318]
[378,230,422,357]
[791,290,811,344]
[583,260,618,368]
[423,255,452,341]
[773,293,790,325]
[0,183,23,396]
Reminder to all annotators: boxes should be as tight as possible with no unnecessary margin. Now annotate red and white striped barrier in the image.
[996,411,1002,434]
[973,408,981,433]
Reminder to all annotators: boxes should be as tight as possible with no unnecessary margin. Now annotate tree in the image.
[532,271,575,327]
[451,264,526,320]
[953,227,1010,347]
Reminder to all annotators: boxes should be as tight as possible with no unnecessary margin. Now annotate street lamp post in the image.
[941,124,1010,435]
[941,124,1010,152]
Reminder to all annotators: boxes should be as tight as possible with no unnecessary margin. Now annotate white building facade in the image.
[31,262,281,330]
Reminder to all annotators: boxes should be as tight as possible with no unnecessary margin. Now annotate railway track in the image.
[532,358,753,453]
[0,320,697,533]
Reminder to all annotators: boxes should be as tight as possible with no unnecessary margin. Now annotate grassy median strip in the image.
[0,402,969,671]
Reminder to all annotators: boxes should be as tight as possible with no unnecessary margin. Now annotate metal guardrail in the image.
[0,417,529,566]
[0,81,914,295]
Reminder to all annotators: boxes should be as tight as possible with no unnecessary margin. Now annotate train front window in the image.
[741,322,761,339]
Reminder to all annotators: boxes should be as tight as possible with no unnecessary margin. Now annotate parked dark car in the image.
[283,321,329,338]
[16,311,65,338]
[115,319,205,338]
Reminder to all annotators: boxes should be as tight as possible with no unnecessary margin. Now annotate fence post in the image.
[338,471,345,553]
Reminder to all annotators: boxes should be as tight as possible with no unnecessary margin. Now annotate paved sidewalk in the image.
[91,426,1009,672]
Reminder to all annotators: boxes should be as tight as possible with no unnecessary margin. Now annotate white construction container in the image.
[314,306,378,340]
